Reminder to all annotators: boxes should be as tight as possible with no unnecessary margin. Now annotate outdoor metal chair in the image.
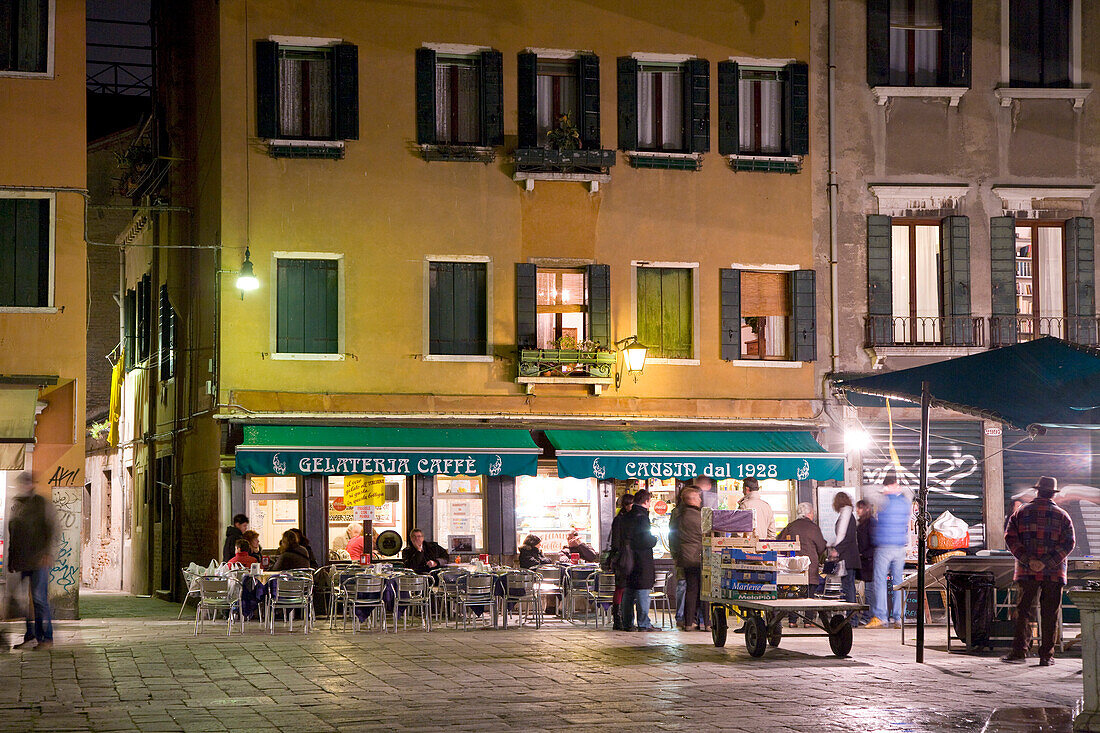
[267,577,313,634]
[502,570,541,628]
[178,567,202,620]
[587,571,618,629]
[650,570,673,629]
[432,568,468,622]
[533,565,564,618]
[563,565,599,624]
[344,574,386,632]
[194,576,244,637]
[329,567,365,629]
[456,573,495,630]
[393,574,432,632]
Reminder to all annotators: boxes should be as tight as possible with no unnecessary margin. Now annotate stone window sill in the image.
[994,87,1092,110]
[267,139,345,159]
[625,151,703,171]
[871,86,968,107]
[727,154,801,173]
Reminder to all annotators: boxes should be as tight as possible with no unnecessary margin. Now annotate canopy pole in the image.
[916,381,930,663]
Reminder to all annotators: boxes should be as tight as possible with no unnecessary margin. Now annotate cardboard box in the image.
[778,584,810,599]
[722,581,778,592]
[725,569,777,584]
[722,549,778,562]
[724,590,778,601]
[777,571,809,585]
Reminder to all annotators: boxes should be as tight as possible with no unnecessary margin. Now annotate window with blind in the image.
[429,261,488,355]
[0,0,49,74]
[889,0,942,86]
[637,267,693,360]
[277,46,333,139]
[637,63,685,152]
[738,67,784,155]
[435,56,482,145]
[0,196,50,308]
[891,222,942,344]
[1009,0,1071,88]
[536,268,587,348]
[740,272,790,359]
[276,257,340,354]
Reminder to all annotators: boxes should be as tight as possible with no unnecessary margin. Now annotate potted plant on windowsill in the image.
[514,114,616,173]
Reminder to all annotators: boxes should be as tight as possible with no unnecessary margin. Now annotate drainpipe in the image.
[827,0,841,375]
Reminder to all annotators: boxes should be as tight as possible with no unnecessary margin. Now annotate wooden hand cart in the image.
[704,596,866,658]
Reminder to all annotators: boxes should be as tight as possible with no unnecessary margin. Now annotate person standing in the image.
[865,468,914,629]
[669,487,704,631]
[778,502,827,586]
[222,514,250,563]
[855,499,876,625]
[607,493,634,630]
[7,473,57,650]
[830,492,861,605]
[739,477,776,540]
[1002,476,1075,666]
[621,489,660,632]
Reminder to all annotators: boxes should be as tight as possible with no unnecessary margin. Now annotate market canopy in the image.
[833,337,1100,432]
[546,430,844,482]
[234,425,541,477]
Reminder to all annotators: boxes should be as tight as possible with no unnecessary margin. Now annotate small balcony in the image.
[513,148,616,191]
[989,316,1100,348]
[515,347,615,395]
[865,316,986,348]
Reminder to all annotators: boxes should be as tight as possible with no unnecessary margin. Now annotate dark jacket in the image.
[300,539,320,569]
[777,516,827,581]
[7,492,57,573]
[559,542,598,563]
[222,526,244,563]
[519,545,548,568]
[669,503,702,569]
[834,508,861,572]
[856,516,876,581]
[624,505,658,590]
[402,541,450,574]
[272,545,311,571]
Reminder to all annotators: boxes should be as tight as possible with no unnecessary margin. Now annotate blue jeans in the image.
[861,580,875,623]
[22,567,53,643]
[872,545,907,623]
[621,588,652,630]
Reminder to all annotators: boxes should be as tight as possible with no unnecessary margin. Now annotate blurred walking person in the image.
[669,486,705,631]
[7,473,57,650]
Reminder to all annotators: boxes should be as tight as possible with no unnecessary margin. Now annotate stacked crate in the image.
[721,548,778,600]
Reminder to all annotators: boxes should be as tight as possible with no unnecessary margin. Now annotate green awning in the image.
[234,425,541,477]
[547,430,844,482]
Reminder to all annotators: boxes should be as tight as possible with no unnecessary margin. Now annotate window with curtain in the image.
[738,67,784,155]
[536,59,579,146]
[278,47,334,139]
[891,222,942,344]
[536,268,587,348]
[428,261,488,355]
[889,0,942,86]
[637,63,684,152]
[276,257,340,354]
[1015,224,1065,340]
[0,0,49,73]
[740,272,790,359]
[637,267,693,359]
[435,56,481,145]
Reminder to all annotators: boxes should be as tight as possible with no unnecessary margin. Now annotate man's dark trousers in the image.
[1011,578,1062,658]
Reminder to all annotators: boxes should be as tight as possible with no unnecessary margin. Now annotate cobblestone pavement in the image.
[0,592,1084,732]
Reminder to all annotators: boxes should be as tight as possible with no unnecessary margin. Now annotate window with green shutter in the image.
[429,261,487,355]
[0,196,49,308]
[276,258,340,354]
[637,267,693,359]
[0,0,49,74]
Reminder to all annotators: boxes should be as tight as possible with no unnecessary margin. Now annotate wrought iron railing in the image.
[989,316,1100,348]
[864,316,985,347]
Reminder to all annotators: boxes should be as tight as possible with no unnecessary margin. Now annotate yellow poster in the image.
[344,474,386,507]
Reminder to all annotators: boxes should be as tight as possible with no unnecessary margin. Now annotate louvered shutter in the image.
[990,216,1018,345]
[1065,217,1096,345]
[683,58,709,154]
[515,263,537,349]
[940,216,972,345]
[867,215,893,345]
[415,48,437,144]
[256,41,279,139]
[479,50,504,146]
[942,0,972,87]
[586,264,611,349]
[333,43,359,140]
[789,270,817,362]
[616,57,638,151]
[785,62,809,156]
[578,53,601,149]
[866,0,890,87]
[717,61,739,156]
[517,52,538,149]
[719,268,741,361]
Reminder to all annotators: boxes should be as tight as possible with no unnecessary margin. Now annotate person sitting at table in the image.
[288,528,320,569]
[519,534,550,568]
[272,529,312,571]
[227,538,259,568]
[330,535,351,562]
[401,528,449,573]
[558,530,598,563]
[242,530,262,557]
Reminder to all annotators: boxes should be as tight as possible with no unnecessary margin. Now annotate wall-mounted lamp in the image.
[615,335,648,388]
[236,247,259,295]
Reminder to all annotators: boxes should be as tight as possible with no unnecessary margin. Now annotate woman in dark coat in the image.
[289,528,320,569]
[518,534,549,568]
[830,492,861,604]
[622,490,659,631]
[606,493,635,629]
[272,530,312,571]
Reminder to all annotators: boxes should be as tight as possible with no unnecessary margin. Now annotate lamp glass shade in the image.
[236,258,259,291]
[624,342,648,373]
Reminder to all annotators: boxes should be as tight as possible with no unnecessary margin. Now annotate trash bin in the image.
[945,570,995,650]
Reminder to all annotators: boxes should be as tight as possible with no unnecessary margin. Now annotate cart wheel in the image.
[744,615,767,658]
[828,615,853,658]
[768,624,782,648]
[711,605,728,648]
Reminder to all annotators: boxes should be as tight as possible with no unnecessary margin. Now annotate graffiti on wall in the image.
[864,448,979,500]
[50,486,81,615]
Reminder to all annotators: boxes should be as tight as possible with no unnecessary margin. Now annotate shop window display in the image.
[434,476,485,555]
[515,471,599,553]
[327,475,406,555]
[247,476,300,551]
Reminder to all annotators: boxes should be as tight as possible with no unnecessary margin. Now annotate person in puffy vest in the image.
[864,467,914,628]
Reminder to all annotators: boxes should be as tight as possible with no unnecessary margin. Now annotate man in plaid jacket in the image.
[1002,476,1075,666]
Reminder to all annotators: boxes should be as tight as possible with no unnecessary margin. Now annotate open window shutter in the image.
[867,215,893,345]
[719,268,741,361]
[941,0,972,87]
[515,263,537,349]
[256,40,279,139]
[940,216,972,345]
[616,57,638,151]
[1040,0,1071,87]
[586,264,611,348]
[333,43,359,140]
[1066,217,1096,345]
[1009,1,1041,86]
[866,0,890,87]
[717,61,739,156]
[159,285,170,378]
[479,49,504,146]
[683,58,709,154]
[277,260,304,353]
[415,47,437,144]
[124,289,136,371]
[578,53,601,149]
[990,216,1018,345]
[784,62,809,156]
[788,270,816,362]
[517,52,538,149]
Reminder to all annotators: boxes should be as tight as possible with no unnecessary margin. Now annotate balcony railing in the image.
[990,316,1100,348]
[514,147,616,174]
[864,316,985,348]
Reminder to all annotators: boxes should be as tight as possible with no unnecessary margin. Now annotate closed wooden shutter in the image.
[277,259,339,354]
[683,58,710,154]
[866,0,890,87]
[516,52,538,149]
[586,264,611,348]
[0,198,48,308]
[1066,217,1096,345]
[515,263,537,349]
[137,274,151,360]
[940,216,972,345]
[333,43,359,140]
[990,216,1018,344]
[479,50,504,146]
[578,53,601,149]
[124,289,136,370]
[867,214,893,345]
[430,261,487,355]
[256,41,279,139]
[719,268,741,361]
[785,62,809,156]
[942,0,972,87]
[638,268,692,359]
[415,48,437,144]
[788,270,816,362]
[717,61,739,156]
[159,285,172,379]
[616,57,638,151]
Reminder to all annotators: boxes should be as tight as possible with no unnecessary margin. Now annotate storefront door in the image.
[515,470,600,556]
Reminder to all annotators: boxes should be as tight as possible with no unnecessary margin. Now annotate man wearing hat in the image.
[1003,476,1075,666]
[739,477,776,541]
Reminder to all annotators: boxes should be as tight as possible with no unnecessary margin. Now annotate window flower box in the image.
[518,348,615,379]
[514,147,616,174]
